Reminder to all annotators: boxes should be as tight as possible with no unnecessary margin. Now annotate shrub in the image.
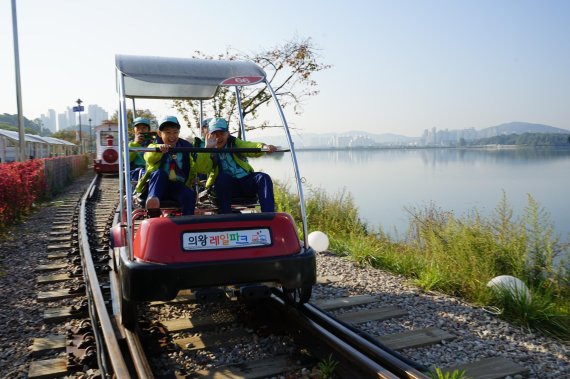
[277,182,570,339]
[0,160,46,230]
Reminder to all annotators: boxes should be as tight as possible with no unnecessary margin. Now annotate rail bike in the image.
[93,121,119,173]
[110,54,316,329]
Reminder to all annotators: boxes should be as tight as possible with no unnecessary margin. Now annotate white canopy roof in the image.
[0,129,43,143]
[41,136,77,146]
[0,129,76,145]
[115,54,266,100]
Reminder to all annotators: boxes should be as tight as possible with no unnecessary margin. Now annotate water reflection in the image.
[296,147,570,166]
[415,147,570,166]
[258,147,570,242]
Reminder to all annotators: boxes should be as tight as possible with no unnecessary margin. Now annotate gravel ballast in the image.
[1,173,568,378]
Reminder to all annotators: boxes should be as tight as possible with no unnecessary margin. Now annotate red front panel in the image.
[133,213,301,263]
[93,160,119,173]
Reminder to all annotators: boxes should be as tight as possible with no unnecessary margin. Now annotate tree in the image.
[52,130,78,144]
[173,37,331,136]
[111,109,157,131]
[33,118,52,136]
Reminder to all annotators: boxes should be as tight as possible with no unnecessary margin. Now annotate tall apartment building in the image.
[67,107,76,127]
[48,109,56,132]
[39,110,56,132]
[39,114,49,130]
[57,113,67,131]
[87,104,109,126]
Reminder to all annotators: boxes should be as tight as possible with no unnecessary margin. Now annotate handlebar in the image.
[129,147,290,153]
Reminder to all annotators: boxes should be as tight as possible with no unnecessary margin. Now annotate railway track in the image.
[26,174,530,379]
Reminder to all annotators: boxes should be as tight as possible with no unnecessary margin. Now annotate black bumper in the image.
[119,247,316,301]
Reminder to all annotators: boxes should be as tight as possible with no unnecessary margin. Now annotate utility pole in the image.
[11,0,26,162]
[74,98,83,154]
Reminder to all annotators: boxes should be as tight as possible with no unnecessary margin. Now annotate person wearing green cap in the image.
[128,117,153,181]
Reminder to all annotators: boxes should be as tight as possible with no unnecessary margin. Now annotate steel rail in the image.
[317,305,430,373]
[301,302,430,379]
[79,176,131,378]
[269,296,399,379]
[124,327,155,379]
[109,209,155,379]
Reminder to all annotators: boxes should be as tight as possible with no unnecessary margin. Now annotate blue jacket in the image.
[134,138,209,193]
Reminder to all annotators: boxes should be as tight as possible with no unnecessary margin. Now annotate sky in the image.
[1,0,569,137]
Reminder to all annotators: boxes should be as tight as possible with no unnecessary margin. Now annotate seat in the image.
[196,184,259,214]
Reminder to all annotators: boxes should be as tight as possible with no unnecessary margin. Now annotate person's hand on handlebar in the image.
[157,144,171,153]
[263,144,277,154]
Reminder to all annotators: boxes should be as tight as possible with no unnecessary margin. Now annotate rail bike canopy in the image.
[115,54,266,99]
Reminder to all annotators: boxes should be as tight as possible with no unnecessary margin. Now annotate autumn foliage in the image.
[0,156,88,231]
[0,159,46,228]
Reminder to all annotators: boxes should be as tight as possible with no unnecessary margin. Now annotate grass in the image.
[314,354,339,378]
[275,183,570,341]
[428,368,468,379]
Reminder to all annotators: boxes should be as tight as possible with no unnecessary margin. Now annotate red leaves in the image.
[0,159,47,229]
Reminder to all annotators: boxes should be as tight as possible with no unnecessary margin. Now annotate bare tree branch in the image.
[172,37,331,133]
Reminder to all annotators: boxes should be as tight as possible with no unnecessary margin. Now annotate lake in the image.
[256,147,570,241]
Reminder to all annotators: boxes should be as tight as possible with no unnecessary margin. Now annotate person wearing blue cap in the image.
[134,116,209,217]
[204,117,278,213]
[194,118,211,148]
[128,117,153,181]
[193,118,211,181]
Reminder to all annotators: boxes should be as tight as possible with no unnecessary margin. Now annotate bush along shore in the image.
[275,183,570,341]
[0,156,89,233]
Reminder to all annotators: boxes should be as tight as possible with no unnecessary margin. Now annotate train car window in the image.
[100,131,119,146]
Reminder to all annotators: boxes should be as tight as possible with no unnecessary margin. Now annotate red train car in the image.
[93,121,119,173]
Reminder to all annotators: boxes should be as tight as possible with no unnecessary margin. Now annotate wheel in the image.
[120,295,137,330]
[283,286,312,307]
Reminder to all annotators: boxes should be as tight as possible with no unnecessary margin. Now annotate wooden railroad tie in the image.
[375,327,455,350]
[313,294,379,310]
[444,356,528,379]
[35,263,68,272]
[162,312,237,333]
[194,355,313,378]
[28,358,67,379]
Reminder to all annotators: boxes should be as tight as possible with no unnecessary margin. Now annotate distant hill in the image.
[246,121,569,147]
[0,122,41,135]
[477,122,569,138]
[471,132,570,146]
[0,113,40,131]
[0,113,51,136]
[260,130,417,147]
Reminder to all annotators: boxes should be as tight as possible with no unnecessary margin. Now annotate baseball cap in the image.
[208,118,228,133]
[200,118,212,128]
[158,116,181,130]
[133,117,150,127]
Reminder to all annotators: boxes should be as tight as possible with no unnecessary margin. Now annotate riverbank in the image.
[276,182,570,341]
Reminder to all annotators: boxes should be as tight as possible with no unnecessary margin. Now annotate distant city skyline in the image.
[259,121,570,148]
[38,104,109,133]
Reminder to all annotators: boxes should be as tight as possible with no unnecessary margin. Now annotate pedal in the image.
[194,288,228,302]
[239,285,271,300]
